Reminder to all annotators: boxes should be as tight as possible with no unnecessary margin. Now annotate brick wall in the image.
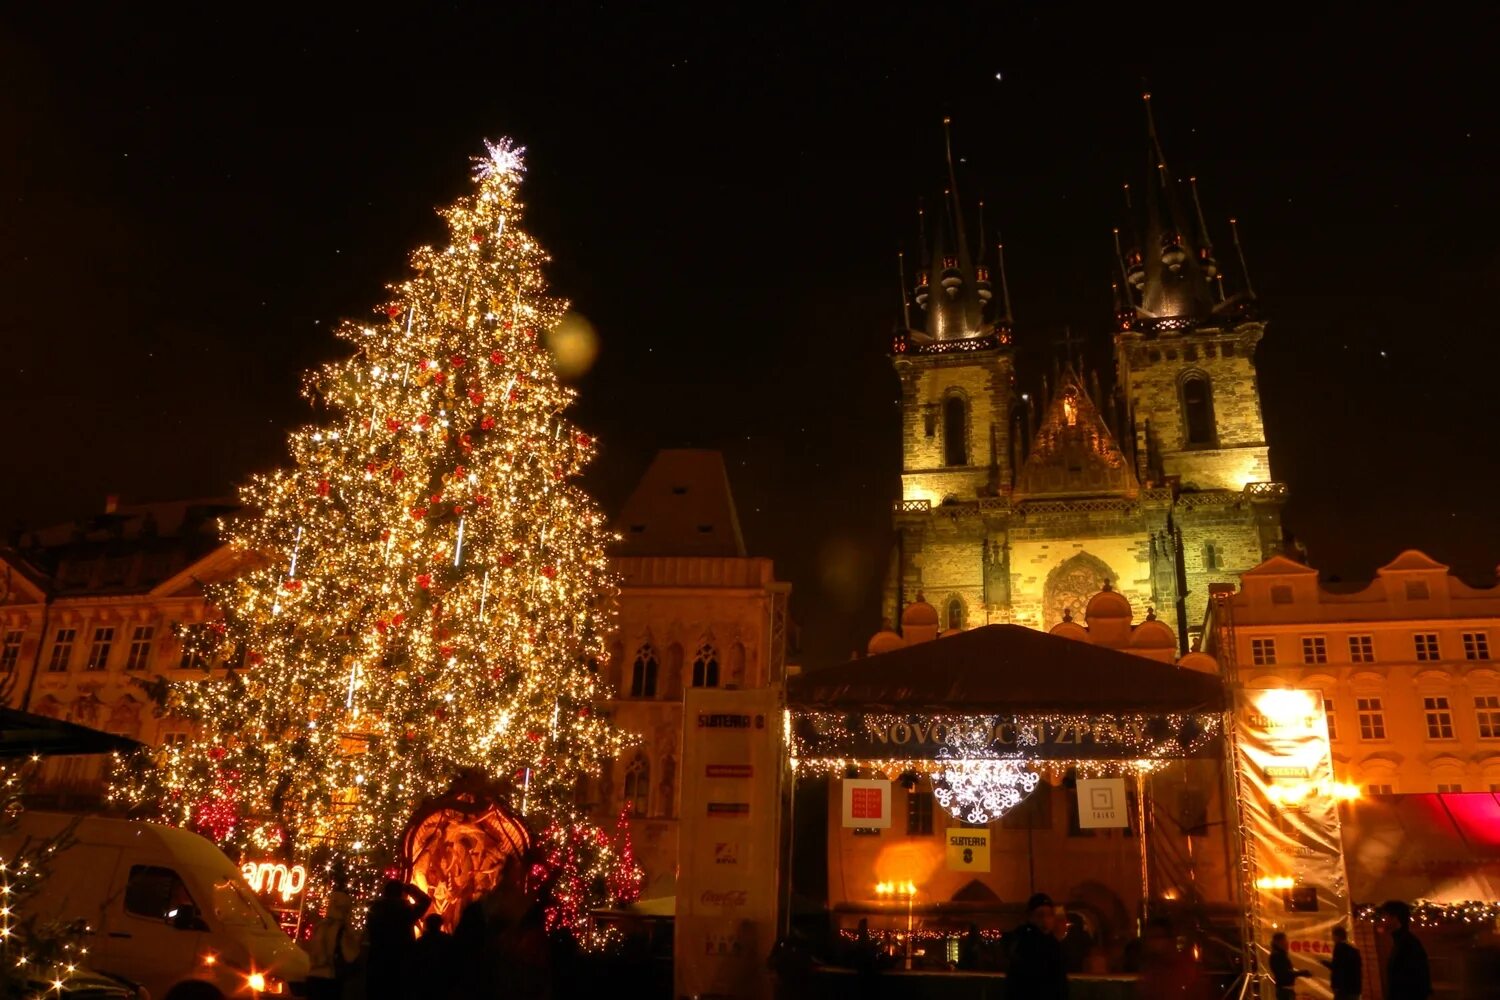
[896,350,1014,504]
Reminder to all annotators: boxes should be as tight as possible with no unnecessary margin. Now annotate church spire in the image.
[902,118,1010,345]
[1118,93,1249,332]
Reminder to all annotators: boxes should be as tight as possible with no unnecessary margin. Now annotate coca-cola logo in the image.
[700,889,749,907]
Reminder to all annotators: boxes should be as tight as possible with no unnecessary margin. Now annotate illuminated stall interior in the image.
[786,623,1239,972]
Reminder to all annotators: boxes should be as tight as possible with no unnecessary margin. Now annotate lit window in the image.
[1423,696,1454,740]
[0,630,22,673]
[125,626,155,671]
[1463,632,1490,661]
[1348,635,1375,663]
[176,623,208,671]
[1301,637,1327,665]
[1436,783,1463,794]
[159,731,188,749]
[1324,699,1337,741]
[623,754,650,816]
[630,645,659,698]
[1366,783,1393,796]
[1357,698,1386,740]
[943,396,968,467]
[47,628,77,672]
[85,627,115,671]
[1414,633,1440,662]
[691,643,720,689]
[1476,696,1500,740]
[1250,638,1277,666]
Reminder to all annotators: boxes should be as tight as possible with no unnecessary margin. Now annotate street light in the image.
[876,880,919,969]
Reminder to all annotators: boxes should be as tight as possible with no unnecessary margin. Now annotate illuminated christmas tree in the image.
[113,140,629,907]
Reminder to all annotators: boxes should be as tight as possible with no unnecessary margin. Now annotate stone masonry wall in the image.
[1118,322,1270,492]
[896,350,1013,504]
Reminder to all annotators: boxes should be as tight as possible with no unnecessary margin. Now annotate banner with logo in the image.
[1076,777,1131,829]
[1235,688,1352,1000]
[945,828,990,872]
[841,779,892,828]
[676,688,785,1000]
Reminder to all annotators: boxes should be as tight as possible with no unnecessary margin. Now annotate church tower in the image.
[1112,93,1286,637]
[887,120,1018,633]
[885,101,1285,652]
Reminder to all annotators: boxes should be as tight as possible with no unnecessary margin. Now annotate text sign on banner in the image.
[841,779,892,828]
[945,829,990,872]
[1235,688,1351,999]
[1076,778,1131,829]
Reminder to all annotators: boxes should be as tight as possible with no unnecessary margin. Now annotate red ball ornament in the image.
[481,416,495,431]
[391,467,405,482]
[386,418,403,432]
[434,706,448,721]
[468,391,485,406]
[392,613,406,626]
[411,507,428,520]
[499,553,516,567]
[386,305,402,318]
[490,350,506,365]
[576,433,592,447]
[432,371,446,384]
[450,354,467,367]
[282,578,303,592]
[415,573,432,590]
[374,619,389,635]
[540,565,557,580]
[417,414,432,428]
[317,479,330,496]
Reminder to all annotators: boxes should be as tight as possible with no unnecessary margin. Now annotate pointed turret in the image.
[900,119,1012,347]
[1117,93,1253,333]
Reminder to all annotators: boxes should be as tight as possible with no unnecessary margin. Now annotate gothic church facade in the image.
[886,101,1284,651]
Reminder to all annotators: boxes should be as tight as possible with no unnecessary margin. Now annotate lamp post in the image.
[876,880,919,969]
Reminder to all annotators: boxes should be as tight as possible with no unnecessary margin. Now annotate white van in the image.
[4,812,310,1000]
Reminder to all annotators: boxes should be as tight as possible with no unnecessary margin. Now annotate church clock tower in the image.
[884,102,1285,652]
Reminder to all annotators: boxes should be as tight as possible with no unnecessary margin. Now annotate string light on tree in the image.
[109,138,632,916]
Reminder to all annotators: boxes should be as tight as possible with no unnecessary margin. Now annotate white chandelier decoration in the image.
[931,755,1041,824]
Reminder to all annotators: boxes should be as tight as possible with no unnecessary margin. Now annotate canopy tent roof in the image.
[1341,792,1500,903]
[788,624,1225,714]
[0,707,143,759]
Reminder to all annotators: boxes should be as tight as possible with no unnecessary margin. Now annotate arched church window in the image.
[946,598,965,631]
[943,395,968,466]
[630,644,658,698]
[1204,542,1222,571]
[692,642,720,688]
[623,753,650,816]
[1181,374,1215,446]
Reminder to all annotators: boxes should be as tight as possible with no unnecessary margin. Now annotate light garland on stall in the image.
[1354,900,1500,927]
[107,138,634,920]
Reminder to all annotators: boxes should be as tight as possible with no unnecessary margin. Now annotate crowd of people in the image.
[300,872,557,1000]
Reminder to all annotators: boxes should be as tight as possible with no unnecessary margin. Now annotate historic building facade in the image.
[599,450,791,895]
[886,101,1284,652]
[1206,551,1500,795]
[0,498,246,800]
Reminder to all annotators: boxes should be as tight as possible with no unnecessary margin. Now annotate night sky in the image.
[4,7,1498,665]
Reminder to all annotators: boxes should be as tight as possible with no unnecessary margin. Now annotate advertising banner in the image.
[841,779,892,828]
[945,828,990,872]
[1235,688,1352,1000]
[675,688,785,1000]
[1076,777,1131,829]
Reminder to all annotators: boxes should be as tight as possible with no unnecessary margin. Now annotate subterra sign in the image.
[794,711,1221,761]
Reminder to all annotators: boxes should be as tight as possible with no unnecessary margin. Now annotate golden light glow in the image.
[107,139,632,903]
[875,880,918,897]
[1255,875,1295,891]
[247,971,266,993]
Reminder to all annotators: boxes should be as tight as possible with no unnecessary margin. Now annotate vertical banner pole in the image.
[1137,769,1151,923]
